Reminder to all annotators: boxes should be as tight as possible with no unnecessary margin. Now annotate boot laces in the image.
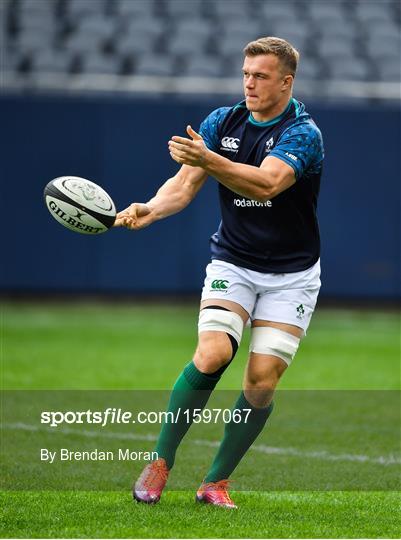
[205,479,234,505]
[142,460,168,491]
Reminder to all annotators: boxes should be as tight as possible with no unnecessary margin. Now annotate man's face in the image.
[242,54,291,114]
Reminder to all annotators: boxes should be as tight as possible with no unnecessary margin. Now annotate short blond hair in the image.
[243,37,299,77]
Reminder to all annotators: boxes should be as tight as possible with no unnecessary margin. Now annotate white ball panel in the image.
[52,176,116,216]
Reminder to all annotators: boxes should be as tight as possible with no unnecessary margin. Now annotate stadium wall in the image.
[1,94,399,300]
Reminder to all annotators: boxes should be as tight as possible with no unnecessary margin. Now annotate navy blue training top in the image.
[199,98,324,273]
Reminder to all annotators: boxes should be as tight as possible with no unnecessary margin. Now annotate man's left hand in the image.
[168,126,209,167]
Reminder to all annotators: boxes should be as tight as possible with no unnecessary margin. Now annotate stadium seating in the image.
[164,0,204,19]
[329,57,372,81]
[293,58,321,81]
[65,0,108,18]
[116,30,159,57]
[167,34,210,56]
[113,0,156,18]
[63,32,105,55]
[218,29,264,57]
[30,49,74,74]
[317,36,357,60]
[183,55,223,77]
[134,53,176,76]
[269,24,309,52]
[75,15,116,40]
[123,16,165,38]
[354,1,395,25]
[316,20,357,42]
[212,0,250,21]
[375,57,401,82]
[2,0,400,84]
[78,51,122,75]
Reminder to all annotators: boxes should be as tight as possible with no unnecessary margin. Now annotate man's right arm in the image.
[114,165,208,230]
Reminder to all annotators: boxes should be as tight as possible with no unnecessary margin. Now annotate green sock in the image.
[154,361,221,469]
[204,392,273,482]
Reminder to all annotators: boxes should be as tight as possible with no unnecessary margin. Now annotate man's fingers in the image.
[114,203,152,229]
[170,135,193,145]
[187,125,202,140]
[127,213,154,230]
[169,146,188,159]
[168,142,186,156]
[169,141,199,159]
[169,140,188,150]
[114,216,136,228]
[115,216,141,230]
[170,152,184,164]
[116,211,131,220]
[116,207,136,220]
[113,216,126,227]
[171,127,202,144]
[169,128,205,166]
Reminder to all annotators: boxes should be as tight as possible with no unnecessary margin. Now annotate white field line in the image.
[3,422,400,467]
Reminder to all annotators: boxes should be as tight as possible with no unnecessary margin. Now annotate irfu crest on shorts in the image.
[296,304,305,318]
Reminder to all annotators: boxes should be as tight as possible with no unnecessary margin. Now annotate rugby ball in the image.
[44,176,116,234]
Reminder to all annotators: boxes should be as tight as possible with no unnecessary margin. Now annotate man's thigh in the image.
[252,288,320,335]
[252,261,321,335]
[200,259,256,322]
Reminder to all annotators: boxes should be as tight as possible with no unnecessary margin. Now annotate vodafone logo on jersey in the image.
[220,137,240,152]
[234,198,272,208]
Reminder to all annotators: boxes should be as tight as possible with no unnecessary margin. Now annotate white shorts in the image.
[201,259,321,333]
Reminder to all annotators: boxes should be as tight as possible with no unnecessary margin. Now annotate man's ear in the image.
[282,74,293,91]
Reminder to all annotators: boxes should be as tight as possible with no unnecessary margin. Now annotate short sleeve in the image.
[199,107,231,152]
[269,121,324,179]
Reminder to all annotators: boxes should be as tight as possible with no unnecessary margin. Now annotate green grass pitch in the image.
[1,302,400,538]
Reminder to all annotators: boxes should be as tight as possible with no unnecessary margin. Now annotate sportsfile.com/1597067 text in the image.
[40,407,252,428]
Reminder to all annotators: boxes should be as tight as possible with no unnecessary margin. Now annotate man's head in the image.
[242,37,299,120]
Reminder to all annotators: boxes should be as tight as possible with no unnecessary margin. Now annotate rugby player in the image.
[115,37,324,509]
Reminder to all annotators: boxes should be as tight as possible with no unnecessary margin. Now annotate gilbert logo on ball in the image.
[44,176,116,234]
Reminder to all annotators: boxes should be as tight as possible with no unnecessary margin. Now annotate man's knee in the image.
[195,306,244,374]
[193,332,233,374]
[243,356,287,407]
[245,357,285,390]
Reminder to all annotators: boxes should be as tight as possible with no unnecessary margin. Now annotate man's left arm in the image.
[169,126,296,202]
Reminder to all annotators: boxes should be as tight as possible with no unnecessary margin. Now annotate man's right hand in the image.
[113,203,154,230]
